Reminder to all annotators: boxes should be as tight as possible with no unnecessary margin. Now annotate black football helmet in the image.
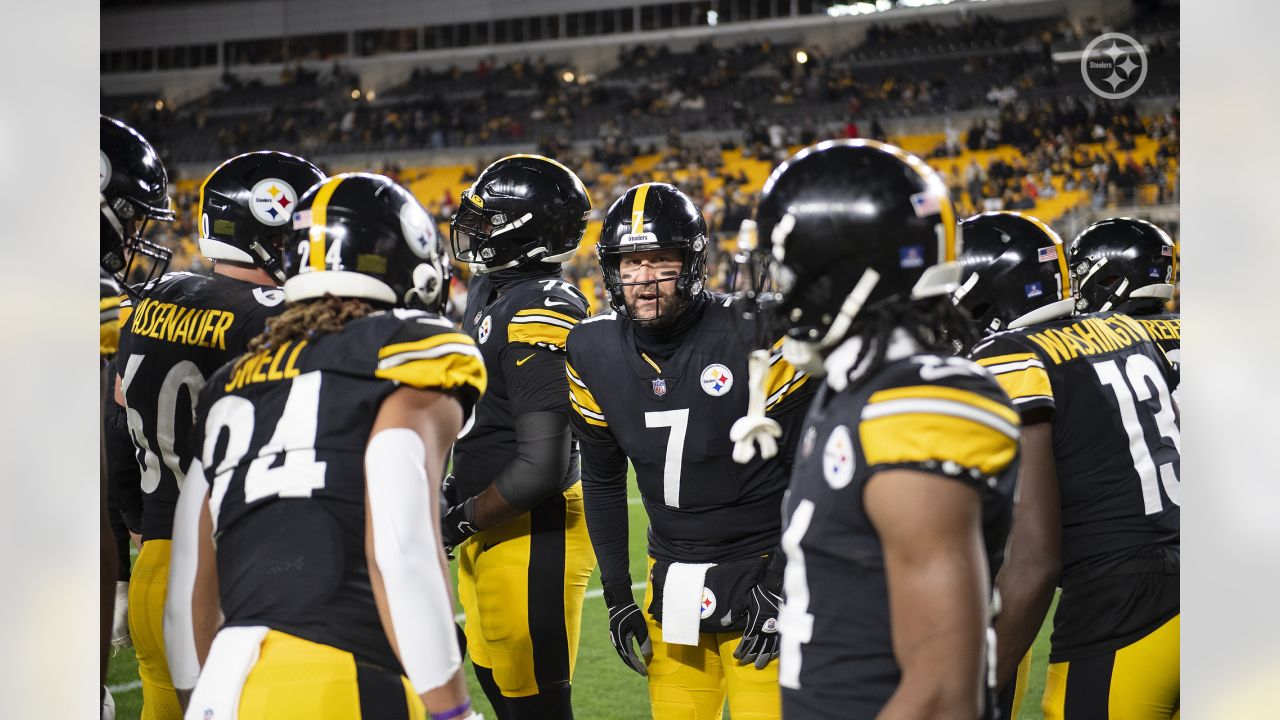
[450,154,591,272]
[1069,217,1176,314]
[198,151,325,283]
[598,183,708,320]
[100,115,175,295]
[754,139,961,354]
[283,173,450,312]
[953,212,1075,335]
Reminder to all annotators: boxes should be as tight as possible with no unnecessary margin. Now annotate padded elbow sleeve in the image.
[365,428,461,694]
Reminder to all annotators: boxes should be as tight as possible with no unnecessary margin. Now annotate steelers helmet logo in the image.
[823,425,856,490]
[99,151,112,192]
[249,178,297,227]
[400,201,438,259]
[700,363,734,397]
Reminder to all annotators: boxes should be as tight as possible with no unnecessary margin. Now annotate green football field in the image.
[106,477,1055,719]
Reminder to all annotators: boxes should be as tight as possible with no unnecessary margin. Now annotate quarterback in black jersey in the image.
[1070,217,1180,371]
[566,183,812,720]
[112,150,324,719]
[957,212,1180,720]
[173,173,484,720]
[752,141,1019,720]
[445,155,597,720]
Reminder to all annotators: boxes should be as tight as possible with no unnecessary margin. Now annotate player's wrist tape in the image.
[431,699,472,720]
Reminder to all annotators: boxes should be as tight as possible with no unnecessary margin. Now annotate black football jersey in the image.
[1132,311,1180,372]
[116,271,287,540]
[192,309,485,671]
[970,311,1180,659]
[565,294,814,563]
[452,272,589,500]
[778,348,1019,719]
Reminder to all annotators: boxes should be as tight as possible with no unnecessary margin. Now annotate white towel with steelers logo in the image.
[662,562,715,646]
[184,625,269,720]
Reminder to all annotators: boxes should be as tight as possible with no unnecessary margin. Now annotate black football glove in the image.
[441,473,462,508]
[441,496,478,555]
[721,554,784,669]
[604,581,652,676]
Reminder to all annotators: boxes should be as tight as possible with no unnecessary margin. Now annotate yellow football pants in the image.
[129,539,181,720]
[1043,614,1180,719]
[641,558,781,720]
[235,630,424,719]
[457,482,596,697]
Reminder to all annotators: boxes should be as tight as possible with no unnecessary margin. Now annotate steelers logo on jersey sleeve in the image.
[700,363,734,397]
[250,178,297,227]
[823,425,856,490]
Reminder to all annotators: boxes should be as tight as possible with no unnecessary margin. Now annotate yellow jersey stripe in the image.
[308,177,344,272]
[565,364,606,419]
[975,352,1038,368]
[990,366,1054,404]
[373,352,487,395]
[868,385,1020,427]
[509,321,571,349]
[860,412,1018,476]
[513,308,580,325]
[631,183,651,230]
[763,357,808,410]
[570,398,609,427]
[378,332,475,361]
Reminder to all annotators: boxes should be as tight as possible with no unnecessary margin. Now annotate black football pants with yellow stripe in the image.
[456,483,595,720]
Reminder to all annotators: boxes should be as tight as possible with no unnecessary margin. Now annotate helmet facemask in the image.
[101,194,173,300]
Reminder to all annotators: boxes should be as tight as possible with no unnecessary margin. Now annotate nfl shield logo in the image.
[652,378,667,397]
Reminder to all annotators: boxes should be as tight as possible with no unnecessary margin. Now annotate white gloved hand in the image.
[111,580,131,650]
[730,348,783,463]
[730,415,782,463]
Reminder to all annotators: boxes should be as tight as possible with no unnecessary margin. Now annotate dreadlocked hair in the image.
[246,294,377,354]
[843,295,982,387]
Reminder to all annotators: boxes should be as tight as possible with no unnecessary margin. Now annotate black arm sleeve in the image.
[578,430,632,588]
[490,411,574,511]
[489,346,576,511]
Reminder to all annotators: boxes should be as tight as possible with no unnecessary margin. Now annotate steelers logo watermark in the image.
[1081,32,1147,100]
[823,424,856,490]
[250,178,297,227]
[700,363,734,397]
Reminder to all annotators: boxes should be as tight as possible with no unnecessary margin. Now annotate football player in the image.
[565,183,813,720]
[100,115,176,701]
[113,150,324,718]
[443,155,598,720]
[1070,217,1180,370]
[175,173,484,719]
[752,141,1020,719]
[956,211,1180,720]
